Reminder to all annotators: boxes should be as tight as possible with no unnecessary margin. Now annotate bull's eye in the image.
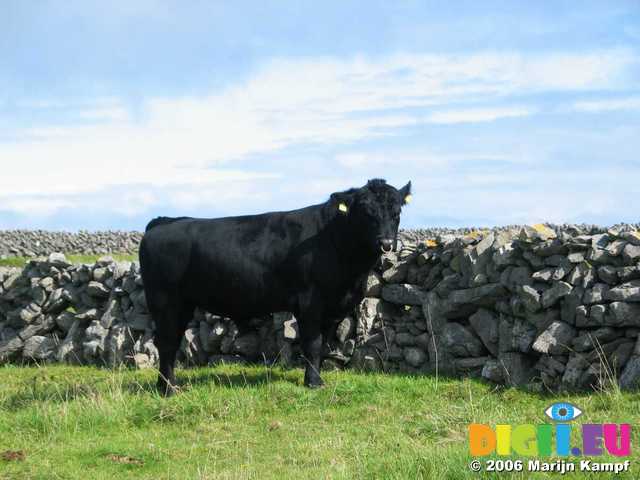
[544,402,582,422]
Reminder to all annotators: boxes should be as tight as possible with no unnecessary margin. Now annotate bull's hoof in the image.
[304,378,325,389]
[157,380,178,397]
[306,382,325,389]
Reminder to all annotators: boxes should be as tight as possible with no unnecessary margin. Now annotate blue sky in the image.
[1,1,639,231]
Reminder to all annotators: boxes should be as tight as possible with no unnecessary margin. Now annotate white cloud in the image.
[426,107,534,124]
[1,49,637,220]
[573,96,640,113]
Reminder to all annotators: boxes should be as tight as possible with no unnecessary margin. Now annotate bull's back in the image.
[140,208,321,316]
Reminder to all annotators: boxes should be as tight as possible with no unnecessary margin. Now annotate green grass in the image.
[0,253,138,268]
[0,364,638,479]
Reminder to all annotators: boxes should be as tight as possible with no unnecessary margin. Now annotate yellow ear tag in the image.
[404,194,412,204]
[338,203,348,213]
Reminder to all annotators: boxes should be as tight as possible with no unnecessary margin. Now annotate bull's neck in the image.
[321,205,379,272]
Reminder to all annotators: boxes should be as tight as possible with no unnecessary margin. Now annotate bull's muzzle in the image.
[380,239,394,253]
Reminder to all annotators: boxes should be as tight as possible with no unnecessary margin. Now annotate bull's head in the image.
[331,178,412,254]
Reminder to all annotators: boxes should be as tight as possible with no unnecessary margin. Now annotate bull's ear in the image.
[399,181,412,205]
[330,192,352,215]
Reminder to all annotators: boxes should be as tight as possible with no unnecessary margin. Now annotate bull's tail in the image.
[145,216,191,232]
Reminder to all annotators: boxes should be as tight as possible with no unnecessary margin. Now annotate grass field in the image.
[0,253,138,268]
[0,364,638,479]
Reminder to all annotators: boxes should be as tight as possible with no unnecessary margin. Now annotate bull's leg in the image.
[297,290,325,388]
[149,293,193,396]
[157,347,179,396]
[300,324,324,388]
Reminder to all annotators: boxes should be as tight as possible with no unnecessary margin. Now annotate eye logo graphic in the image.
[469,402,631,457]
[544,402,582,422]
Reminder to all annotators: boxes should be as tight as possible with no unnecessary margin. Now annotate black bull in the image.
[139,178,412,395]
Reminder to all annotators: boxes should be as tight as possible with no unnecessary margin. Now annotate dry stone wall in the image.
[0,230,142,258]
[1,224,640,392]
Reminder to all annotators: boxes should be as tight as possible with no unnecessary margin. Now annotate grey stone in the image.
[567,262,596,289]
[493,243,518,267]
[47,252,70,268]
[499,352,536,386]
[541,281,573,308]
[86,281,110,298]
[583,283,610,304]
[133,353,154,369]
[434,274,461,296]
[532,321,576,355]
[523,250,545,269]
[533,239,567,257]
[572,327,621,352]
[31,286,47,306]
[598,265,619,285]
[527,308,561,333]
[518,285,541,312]
[100,295,121,328]
[55,311,76,333]
[104,324,134,366]
[499,315,536,353]
[519,225,556,242]
[0,334,24,362]
[561,354,590,389]
[403,347,426,367]
[442,322,486,357]
[501,266,533,291]
[43,288,69,314]
[18,303,41,324]
[395,332,416,347]
[610,341,635,371]
[567,252,585,263]
[18,315,56,341]
[234,332,261,358]
[38,276,55,291]
[482,359,505,383]
[618,266,640,282]
[350,348,382,371]
[471,273,488,286]
[620,357,640,389]
[623,244,640,264]
[92,267,110,283]
[96,255,115,266]
[589,246,617,264]
[605,280,640,302]
[579,304,607,326]
[535,356,566,376]
[560,286,584,325]
[22,335,57,361]
[335,316,354,344]
[180,327,205,365]
[56,319,85,364]
[455,356,490,373]
[619,231,640,246]
[468,308,499,356]
[460,233,495,283]
[283,318,298,340]
[201,320,226,352]
[382,261,408,284]
[608,302,640,326]
[363,271,383,296]
[381,284,427,305]
[447,283,507,309]
[605,240,628,256]
[532,267,554,282]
